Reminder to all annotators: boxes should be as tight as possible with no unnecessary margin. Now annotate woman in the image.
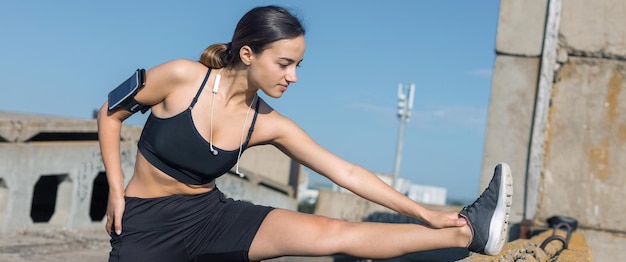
[97,5,512,262]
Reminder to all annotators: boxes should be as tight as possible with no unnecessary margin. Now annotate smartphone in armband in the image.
[107,68,148,113]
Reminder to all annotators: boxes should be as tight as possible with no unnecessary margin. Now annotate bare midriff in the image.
[124,152,216,198]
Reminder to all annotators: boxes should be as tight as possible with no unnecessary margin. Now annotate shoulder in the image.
[134,59,208,107]
[148,59,207,85]
[253,98,305,143]
[257,98,286,125]
[159,59,204,73]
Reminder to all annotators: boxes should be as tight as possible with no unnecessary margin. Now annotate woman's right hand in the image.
[106,193,125,236]
[421,209,467,229]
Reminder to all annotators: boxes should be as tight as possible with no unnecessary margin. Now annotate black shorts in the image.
[108,188,274,262]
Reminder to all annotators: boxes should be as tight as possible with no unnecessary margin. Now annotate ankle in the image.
[459,223,473,248]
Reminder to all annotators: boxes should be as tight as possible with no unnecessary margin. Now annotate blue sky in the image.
[0,1,501,202]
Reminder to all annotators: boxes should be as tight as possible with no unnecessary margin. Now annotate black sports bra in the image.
[137,68,260,184]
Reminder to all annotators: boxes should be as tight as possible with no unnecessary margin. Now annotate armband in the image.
[107,68,149,114]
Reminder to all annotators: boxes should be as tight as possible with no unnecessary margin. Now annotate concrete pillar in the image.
[483,0,626,261]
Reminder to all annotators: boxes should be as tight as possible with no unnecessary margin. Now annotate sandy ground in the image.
[0,229,333,262]
[0,229,110,262]
[0,229,469,262]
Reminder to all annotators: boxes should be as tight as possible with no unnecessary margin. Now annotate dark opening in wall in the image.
[90,172,109,221]
[31,174,66,223]
[0,178,7,219]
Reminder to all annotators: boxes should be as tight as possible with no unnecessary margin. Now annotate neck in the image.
[215,68,257,106]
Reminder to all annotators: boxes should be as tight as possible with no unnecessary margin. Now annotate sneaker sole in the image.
[484,162,513,255]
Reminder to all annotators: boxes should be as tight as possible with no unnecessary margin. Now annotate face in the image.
[245,35,305,98]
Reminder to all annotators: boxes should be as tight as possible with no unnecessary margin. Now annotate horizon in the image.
[0,1,502,201]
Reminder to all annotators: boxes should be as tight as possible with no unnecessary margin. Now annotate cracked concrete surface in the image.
[0,229,110,262]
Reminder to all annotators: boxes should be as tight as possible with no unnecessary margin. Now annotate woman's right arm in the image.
[97,105,132,236]
[96,59,201,235]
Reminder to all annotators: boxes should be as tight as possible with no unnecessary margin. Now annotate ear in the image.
[239,45,254,66]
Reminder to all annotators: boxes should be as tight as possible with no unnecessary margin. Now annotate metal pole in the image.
[392,83,414,190]
[392,108,406,189]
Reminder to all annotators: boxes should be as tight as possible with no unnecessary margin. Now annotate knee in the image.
[316,217,350,235]
[311,217,353,251]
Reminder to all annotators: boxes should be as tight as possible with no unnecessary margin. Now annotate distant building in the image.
[407,184,447,206]
[300,172,447,206]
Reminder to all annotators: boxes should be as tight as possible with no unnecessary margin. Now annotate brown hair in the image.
[199,43,229,69]
[199,5,305,69]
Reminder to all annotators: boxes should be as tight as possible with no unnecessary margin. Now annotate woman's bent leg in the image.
[248,209,472,261]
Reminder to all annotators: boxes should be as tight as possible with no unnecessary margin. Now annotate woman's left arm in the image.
[266,114,465,228]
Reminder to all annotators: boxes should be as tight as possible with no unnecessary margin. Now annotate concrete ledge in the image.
[314,189,461,222]
[495,0,548,56]
[0,111,141,143]
[560,0,626,58]
[460,229,592,261]
[216,172,297,210]
[0,110,300,234]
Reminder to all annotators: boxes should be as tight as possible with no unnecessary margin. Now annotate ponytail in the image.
[199,42,231,69]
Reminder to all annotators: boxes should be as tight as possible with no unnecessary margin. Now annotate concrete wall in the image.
[481,0,626,261]
[0,111,298,233]
[239,145,292,185]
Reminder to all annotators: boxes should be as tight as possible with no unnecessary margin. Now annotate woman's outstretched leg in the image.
[248,209,472,260]
[249,162,512,260]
